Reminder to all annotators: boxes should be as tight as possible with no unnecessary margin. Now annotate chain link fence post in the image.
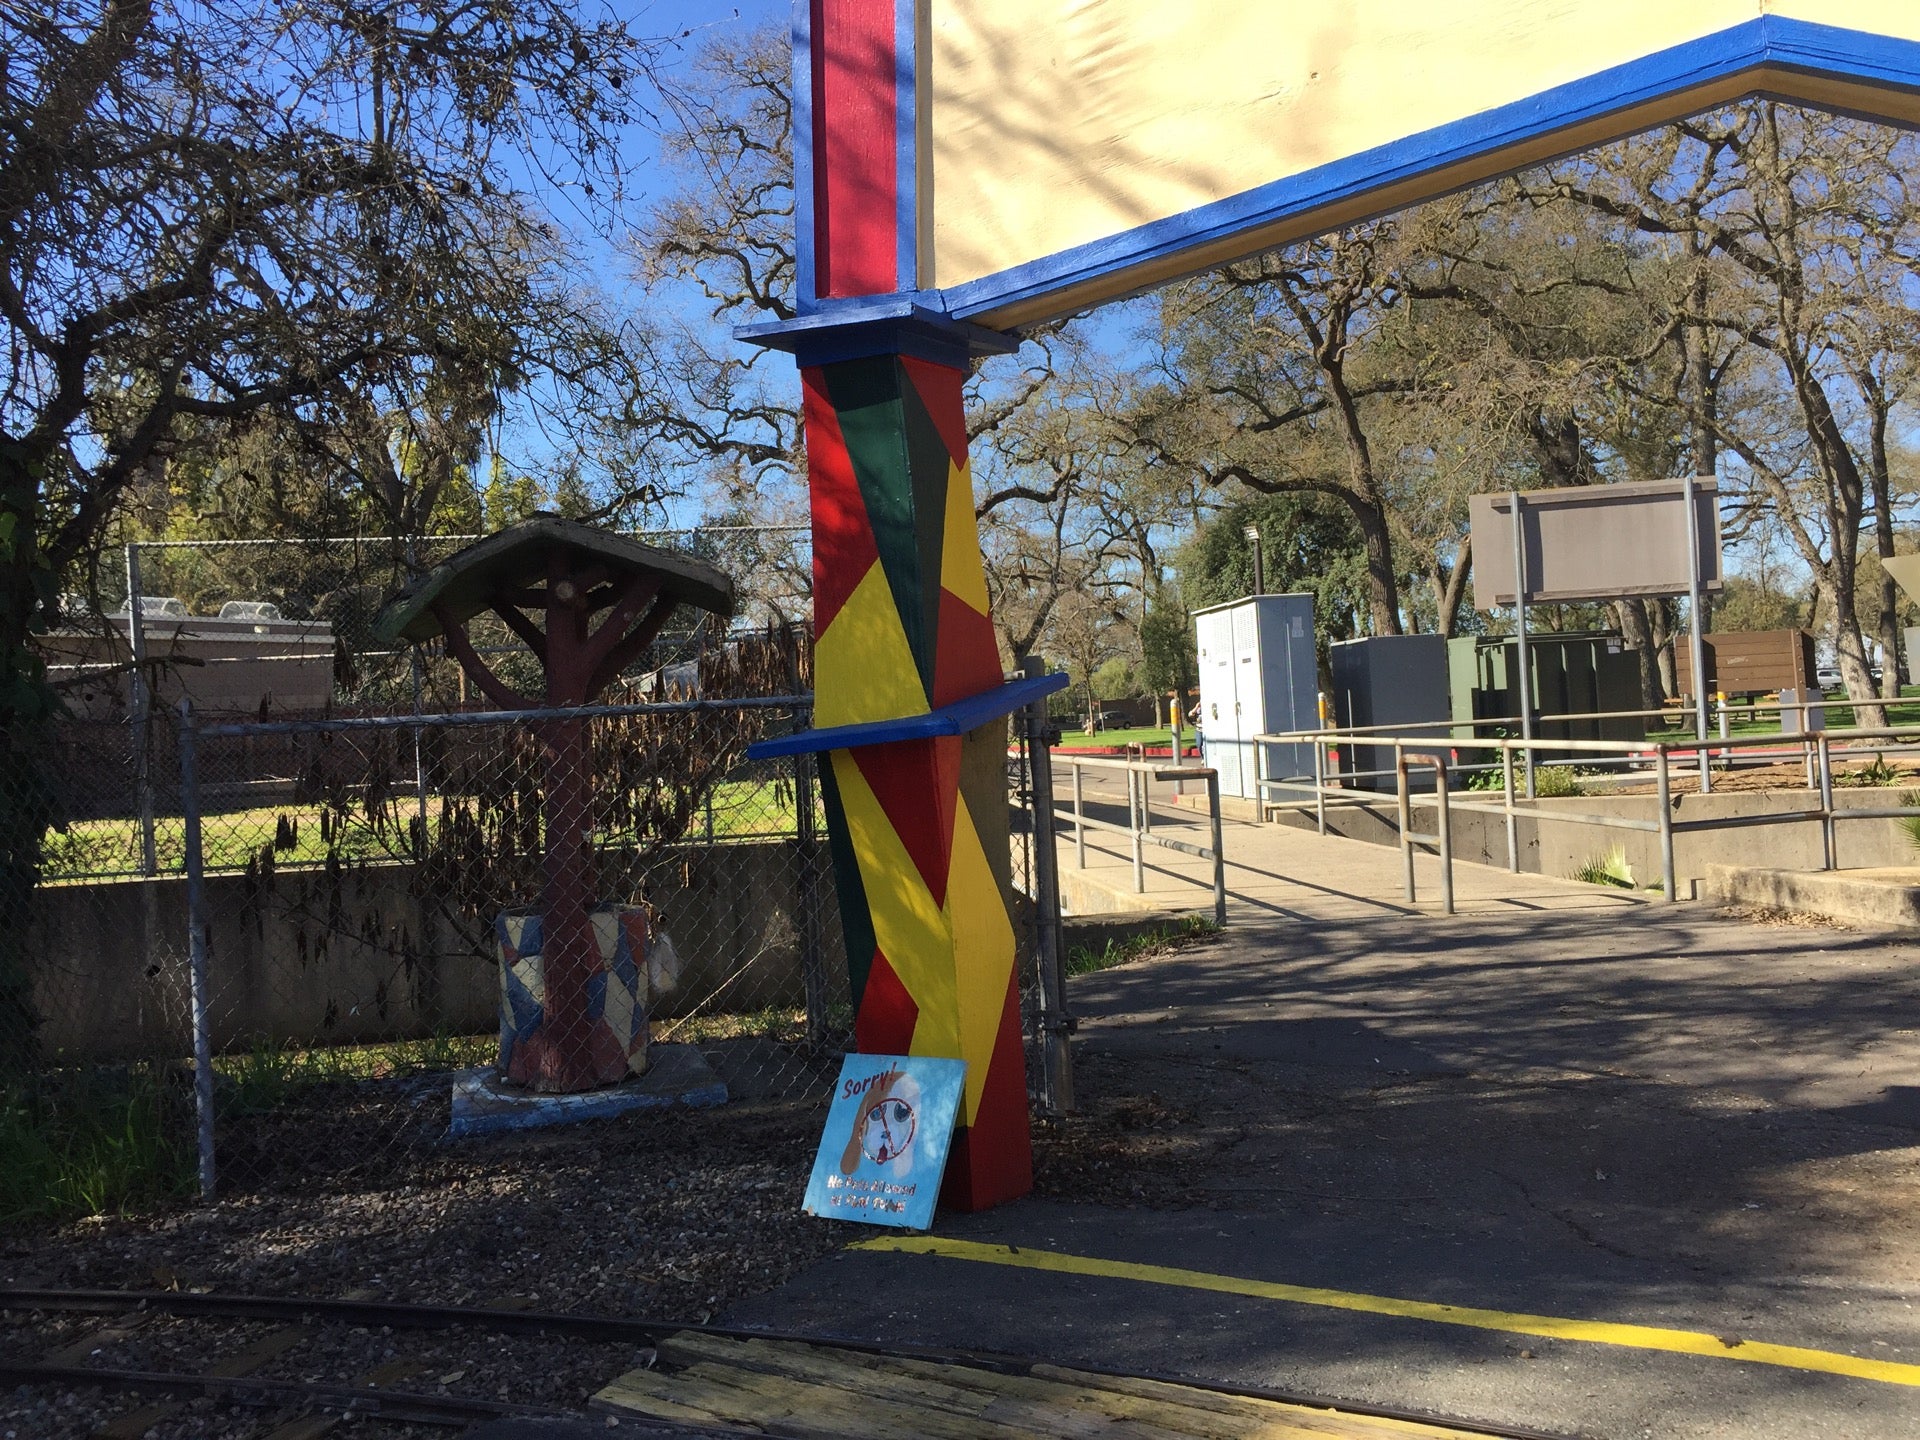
[1019,659,1072,1116]
[794,744,831,1046]
[126,542,158,876]
[176,699,217,1201]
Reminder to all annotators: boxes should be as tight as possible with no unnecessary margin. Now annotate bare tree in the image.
[1522,104,1920,720]
[1131,227,1444,636]
[0,0,672,1064]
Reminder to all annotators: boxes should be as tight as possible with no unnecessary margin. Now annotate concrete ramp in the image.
[1060,793,1648,925]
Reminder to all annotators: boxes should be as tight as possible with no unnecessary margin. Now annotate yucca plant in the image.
[1896,791,1920,856]
[1573,846,1636,889]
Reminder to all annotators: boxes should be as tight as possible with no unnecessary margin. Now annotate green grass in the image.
[0,1064,197,1225]
[40,779,815,882]
[1066,914,1219,977]
[1572,846,1637,889]
[659,1003,855,1047]
[1531,765,1585,798]
[1053,726,1198,751]
[1,1031,500,1225]
[40,804,394,880]
[213,1031,497,1115]
[1714,685,1920,739]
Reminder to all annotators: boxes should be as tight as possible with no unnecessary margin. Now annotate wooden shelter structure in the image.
[375,515,734,1092]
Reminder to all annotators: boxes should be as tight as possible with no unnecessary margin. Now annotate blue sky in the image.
[622,0,785,205]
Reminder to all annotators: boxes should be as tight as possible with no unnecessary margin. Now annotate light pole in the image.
[1243,522,1264,596]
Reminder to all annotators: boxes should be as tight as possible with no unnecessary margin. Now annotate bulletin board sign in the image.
[803,1055,966,1230]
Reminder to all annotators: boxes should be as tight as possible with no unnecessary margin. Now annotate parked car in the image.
[1816,665,1842,690]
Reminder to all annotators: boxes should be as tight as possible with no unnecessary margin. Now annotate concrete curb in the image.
[1701,863,1920,929]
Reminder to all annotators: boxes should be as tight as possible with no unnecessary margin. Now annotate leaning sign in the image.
[803,1056,967,1230]
[1469,480,1723,608]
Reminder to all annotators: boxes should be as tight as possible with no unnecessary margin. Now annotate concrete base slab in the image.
[448,1043,727,1138]
[1058,861,1209,919]
[1702,862,1920,928]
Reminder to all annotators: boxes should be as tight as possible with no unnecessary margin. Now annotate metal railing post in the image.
[1313,737,1327,836]
[1818,733,1836,871]
[1434,759,1455,916]
[1207,770,1227,928]
[1129,768,1145,894]
[177,700,217,1202]
[1396,748,1416,903]
[1510,491,1537,801]
[1502,744,1519,873]
[1656,745,1676,903]
[1684,474,1711,796]
[1072,761,1086,869]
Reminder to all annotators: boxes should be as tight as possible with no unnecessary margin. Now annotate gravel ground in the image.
[0,935,1221,1439]
[0,1065,1205,1438]
[1,1093,858,1438]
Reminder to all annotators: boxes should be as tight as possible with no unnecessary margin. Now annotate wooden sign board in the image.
[803,1055,966,1229]
[1675,629,1818,699]
[1469,481,1723,609]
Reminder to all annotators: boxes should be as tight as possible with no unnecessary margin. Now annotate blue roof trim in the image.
[895,0,920,292]
[928,17,1920,327]
[745,673,1069,760]
[791,0,818,314]
[735,301,1019,369]
[1762,15,1920,90]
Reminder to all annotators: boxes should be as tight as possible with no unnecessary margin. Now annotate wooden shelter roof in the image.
[372,514,735,645]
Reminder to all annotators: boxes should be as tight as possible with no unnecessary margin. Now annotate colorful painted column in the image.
[808,348,1030,1211]
[749,323,1059,1213]
[741,1,1062,1211]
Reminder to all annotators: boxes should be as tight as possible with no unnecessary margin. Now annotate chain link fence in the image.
[4,688,1066,1220]
[8,529,1065,1218]
[46,528,813,725]
[7,698,846,1209]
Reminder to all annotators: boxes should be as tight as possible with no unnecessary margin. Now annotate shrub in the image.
[1532,765,1584,798]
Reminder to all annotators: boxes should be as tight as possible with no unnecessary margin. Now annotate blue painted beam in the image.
[772,15,1920,340]
[746,672,1069,760]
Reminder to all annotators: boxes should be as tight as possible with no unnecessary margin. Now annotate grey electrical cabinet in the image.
[1193,595,1318,803]
[1328,635,1451,792]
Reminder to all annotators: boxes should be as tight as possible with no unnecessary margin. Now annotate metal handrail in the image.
[1245,722,1920,905]
[1055,755,1227,926]
[1396,750,1454,915]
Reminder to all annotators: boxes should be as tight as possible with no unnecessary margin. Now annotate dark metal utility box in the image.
[1330,635,1450,792]
[1448,633,1644,765]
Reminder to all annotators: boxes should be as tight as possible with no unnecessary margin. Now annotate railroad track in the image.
[1,1288,651,1439]
[1,1288,1584,1440]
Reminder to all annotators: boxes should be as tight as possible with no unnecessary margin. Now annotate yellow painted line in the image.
[854,1235,1920,1389]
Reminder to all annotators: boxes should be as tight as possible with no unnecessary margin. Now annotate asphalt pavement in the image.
[727,820,1920,1439]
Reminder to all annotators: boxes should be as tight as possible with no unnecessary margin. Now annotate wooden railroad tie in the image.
[593,1331,1503,1440]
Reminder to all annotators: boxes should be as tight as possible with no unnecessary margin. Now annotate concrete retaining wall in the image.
[31,841,840,1062]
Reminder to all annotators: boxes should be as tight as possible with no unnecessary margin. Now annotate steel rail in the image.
[0,1361,563,1428]
[0,1287,1587,1440]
